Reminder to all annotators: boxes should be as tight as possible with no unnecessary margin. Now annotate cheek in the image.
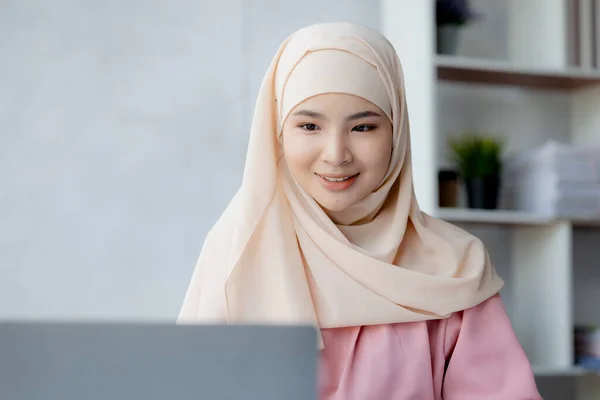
[282,134,318,174]
[364,137,393,176]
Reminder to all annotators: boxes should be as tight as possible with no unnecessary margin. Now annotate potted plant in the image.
[448,132,505,210]
[435,0,480,55]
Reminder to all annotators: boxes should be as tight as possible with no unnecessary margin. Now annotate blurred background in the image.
[1,0,600,398]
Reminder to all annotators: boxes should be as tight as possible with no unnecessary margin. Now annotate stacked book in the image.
[503,141,600,219]
[575,326,600,371]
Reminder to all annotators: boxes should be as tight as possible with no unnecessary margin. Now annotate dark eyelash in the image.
[353,124,377,132]
[299,123,319,131]
[297,123,376,132]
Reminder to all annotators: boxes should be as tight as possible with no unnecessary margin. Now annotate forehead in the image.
[291,93,381,115]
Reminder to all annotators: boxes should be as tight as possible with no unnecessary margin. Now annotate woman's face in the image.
[281,93,393,213]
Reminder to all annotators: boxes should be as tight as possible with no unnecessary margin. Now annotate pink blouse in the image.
[318,294,542,399]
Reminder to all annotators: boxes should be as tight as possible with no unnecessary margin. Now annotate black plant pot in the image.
[465,176,500,210]
[436,25,461,55]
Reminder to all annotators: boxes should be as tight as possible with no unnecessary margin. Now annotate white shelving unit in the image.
[437,55,600,90]
[438,207,559,225]
[439,207,600,228]
[381,1,600,399]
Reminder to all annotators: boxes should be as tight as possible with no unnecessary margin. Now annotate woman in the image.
[178,22,541,399]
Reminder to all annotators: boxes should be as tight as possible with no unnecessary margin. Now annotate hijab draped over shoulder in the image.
[178,22,503,346]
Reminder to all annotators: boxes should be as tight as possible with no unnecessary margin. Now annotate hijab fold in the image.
[177,23,503,348]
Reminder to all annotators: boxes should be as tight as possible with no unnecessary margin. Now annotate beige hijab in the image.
[178,22,503,343]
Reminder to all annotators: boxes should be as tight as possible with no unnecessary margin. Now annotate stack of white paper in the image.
[503,141,600,219]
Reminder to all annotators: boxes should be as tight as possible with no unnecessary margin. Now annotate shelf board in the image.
[437,208,600,227]
[437,208,557,226]
[436,56,600,90]
[571,218,600,228]
[532,365,597,377]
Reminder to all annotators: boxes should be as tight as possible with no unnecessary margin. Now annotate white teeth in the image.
[322,176,350,182]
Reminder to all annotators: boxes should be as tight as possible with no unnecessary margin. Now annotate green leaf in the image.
[447,131,505,179]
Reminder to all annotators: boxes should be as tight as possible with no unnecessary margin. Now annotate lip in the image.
[315,172,359,191]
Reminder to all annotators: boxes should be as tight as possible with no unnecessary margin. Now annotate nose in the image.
[322,130,352,166]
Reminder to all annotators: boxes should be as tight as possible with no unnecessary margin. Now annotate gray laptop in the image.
[0,322,318,400]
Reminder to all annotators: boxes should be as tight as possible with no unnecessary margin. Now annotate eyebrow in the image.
[292,110,325,119]
[291,109,382,121]
[346,110,382,121]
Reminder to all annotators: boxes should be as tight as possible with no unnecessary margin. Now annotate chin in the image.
[314,196,355,213]
[321,204,348,213]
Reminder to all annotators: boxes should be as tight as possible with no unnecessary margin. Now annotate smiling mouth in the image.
[315,173,360,191]
[316,173,359,182]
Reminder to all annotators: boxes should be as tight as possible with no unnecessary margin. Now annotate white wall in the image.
[1,0,243,320]
[0,0,379,320]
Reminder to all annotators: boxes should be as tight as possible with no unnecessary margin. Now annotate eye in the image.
[299,123,319,131]
[352,124,376,132]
